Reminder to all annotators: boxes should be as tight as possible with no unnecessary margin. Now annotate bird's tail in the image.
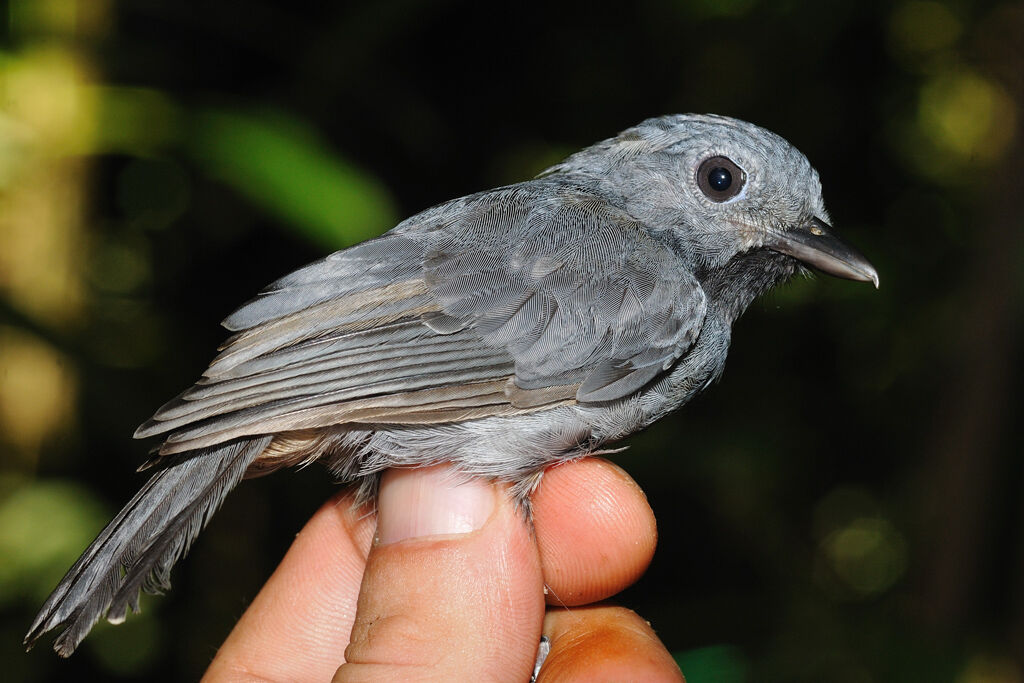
[24,435,272,656]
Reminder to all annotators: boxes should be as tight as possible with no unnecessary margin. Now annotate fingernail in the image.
[377,465,495,545]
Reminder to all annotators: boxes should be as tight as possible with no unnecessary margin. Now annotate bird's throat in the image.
[702,249,798,324]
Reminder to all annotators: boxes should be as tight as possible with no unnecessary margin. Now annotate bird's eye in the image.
[696,156,746,202]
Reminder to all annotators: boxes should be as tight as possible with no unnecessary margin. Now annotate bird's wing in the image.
[137,184,707,454]
[419,185,708,401]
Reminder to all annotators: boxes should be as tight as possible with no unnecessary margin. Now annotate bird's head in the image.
[548,114,878,301]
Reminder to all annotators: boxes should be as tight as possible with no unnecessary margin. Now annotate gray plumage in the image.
[25,114,878,656]
[25,436,272,656]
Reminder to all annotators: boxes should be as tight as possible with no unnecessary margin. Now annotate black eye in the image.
[696,156,746,202]
[708,167,731,191]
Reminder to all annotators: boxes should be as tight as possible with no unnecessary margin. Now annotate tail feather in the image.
[24,436,272,657]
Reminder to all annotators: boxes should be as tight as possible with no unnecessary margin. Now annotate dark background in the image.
[2,1,1023,681]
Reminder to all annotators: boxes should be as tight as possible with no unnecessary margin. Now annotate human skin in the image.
[203,458,685,682]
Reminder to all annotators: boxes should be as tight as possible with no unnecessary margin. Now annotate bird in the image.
[25,113,878,657]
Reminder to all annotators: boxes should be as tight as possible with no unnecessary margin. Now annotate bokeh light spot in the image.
[89,239,152,294]
[918,70,1017,164]
[822,516,908,597]
[889,1,962,56]
[0,475,108,605]
[0,46,97,155]
[956,654,1022,683]
[0,328,77,454]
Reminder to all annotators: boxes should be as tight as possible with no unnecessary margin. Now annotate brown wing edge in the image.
[156,377,579,456]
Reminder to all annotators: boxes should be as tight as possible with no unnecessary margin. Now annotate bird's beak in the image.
[765,217,879,288]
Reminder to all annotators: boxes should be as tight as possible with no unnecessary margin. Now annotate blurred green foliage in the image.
[189,108,398,249]
[675,644,750,682]
[0,476,109,605]
[1,0,1023,681]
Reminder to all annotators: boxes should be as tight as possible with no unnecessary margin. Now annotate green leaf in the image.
[189,108,398,249]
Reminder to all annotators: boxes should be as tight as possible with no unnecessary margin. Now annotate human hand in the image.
[203,458,684,682]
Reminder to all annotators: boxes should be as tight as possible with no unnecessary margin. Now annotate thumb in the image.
[335,465,545,682]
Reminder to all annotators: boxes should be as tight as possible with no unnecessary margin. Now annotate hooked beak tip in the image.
[767,218,879,290]
[852,263,880,289]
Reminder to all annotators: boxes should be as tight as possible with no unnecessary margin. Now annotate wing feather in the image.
[137,181,708,456]
[145,339,511,431]
[422,186,708,401]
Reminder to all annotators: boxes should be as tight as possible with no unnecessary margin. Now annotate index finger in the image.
[204,491,375,682]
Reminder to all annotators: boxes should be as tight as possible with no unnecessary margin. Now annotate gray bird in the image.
[25,114,878,656]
